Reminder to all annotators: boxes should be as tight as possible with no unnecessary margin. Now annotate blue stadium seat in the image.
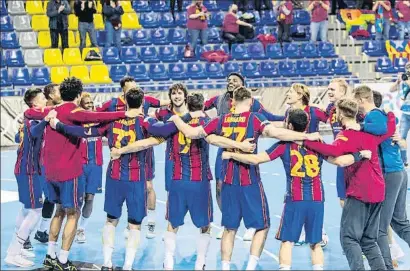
[252,12,261,26]
[318,41,337,58]
[133,29,151,45]
[110,65,127,82]
[331,59,351,75]
[283,43,300,58]
[160,12,175,28]
[362,40,385,57]
[260,10,277,26]
[168,29,187,44]
[140,46,160,63]
[389,25,399,40]
[291,25,310,41]
[96,31,106,46]
[1,32,19,49]
[375,57,395,73]
[197,45,213,59]
[168,63,187,80]
[0,16,13,31]
[6,49,24,67]
[313,59,332,75]
[121,47,140,63]
[254,26,274,38]
[231,44,251,60]
[248,43,266,60]
[151,0,168,12]
[120,30,133,45]
[149,64,168,81]
[205,63,224,79]
[242,62,261,78]
[217,0,231,10]
[224,62,240,76]
[103,47,121,64]
[151,28,168,45]
[394,57,408,72]
[139,12,160,28]
[12,67,31,85]
[0,0,7,16]
[208,27,222,43]
[129,64,150,81]
[204,0,218,11]
[159,46,178,62]
[266,43,284,59]
[178,46,199,62]
[174,12,187,27]
[296,59,316,76]
[210,11,224,27]
[31,67,50,85]
[293,10,310,25]
[300,42,318,58]
[0,68,11,87]
[213,44,229,53]
[260,62,279,77]
[278,60,296,77]
[132,0,151,12]
[0,51,5,67]
[187,63,207,79]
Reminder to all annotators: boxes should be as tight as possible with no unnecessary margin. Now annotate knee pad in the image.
[128,218,141,226]
[42,200,55,219]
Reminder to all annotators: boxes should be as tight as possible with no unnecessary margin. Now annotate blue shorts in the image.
[47,177,85,209]
[221,182,270,230]
[166,180,213,228]
[276,201,324,244]
[215,148,223,182]
[79,164,103,194]
[336,167,346,199]
[104,176,147,223]
[15,174,44,209]
[164,158,174,192]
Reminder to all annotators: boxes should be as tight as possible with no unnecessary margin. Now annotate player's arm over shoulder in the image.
[171,114,210,139]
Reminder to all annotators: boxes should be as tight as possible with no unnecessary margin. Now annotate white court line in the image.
[1,190,18,203]
[1,178,15,182]
[155,199,280,263]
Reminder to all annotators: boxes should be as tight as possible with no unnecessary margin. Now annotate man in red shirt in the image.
[396,0,410,40]
[307,0,330,42]
[373,0,392,40]
[304,98,396,270]
[222,4,253,50]
[187,0,209,51]
[277,0,293,43]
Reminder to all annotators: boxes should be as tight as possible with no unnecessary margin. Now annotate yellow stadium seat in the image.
[70,66,92,84]
[68,14,78,31]
[44,49,64,66]
[51,66,69,84]
[32,15,49,31]
[38,31,51,48]
[93,14,104,30]
[82,47,103,65]
[63,48,83,65]
[26,1,45,15]
[96,1,102,13]
[75,31,91,47]
[69,31,79,47]
[90,65,112,84]
[121,13,141,29]
[43,1,48,12]
[119,1,133,13]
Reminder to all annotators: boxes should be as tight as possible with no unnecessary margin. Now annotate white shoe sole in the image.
[146,233,156,239]
[5,255,34,267]
[21,249,35,258]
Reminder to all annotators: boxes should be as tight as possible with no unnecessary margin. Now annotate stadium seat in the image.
[12,67,31,85]
[63,48,83,65]
[318,41,337,58]
[95,1,102,13]
[394,57,408,72]
[13,15,31,32]
[133,29,151,45]
[151,28,168,45]
[168,63,187,80]
[208,27,222,43]
[94,14,104,30]
[128,64,150,81]
[96,31,106,46]
[24,49,44,66]
[174,12,187,27]
[296,59,316,76]
[177,46,199,62]
[51,66,69,83]
[260,10,277,26]
[122,13,141,29]
[293,10,310,25]
[70,65,92,84]
[151,0,168,12]
[205,0,218,11]
[149,64,168,81]
[231,44,251,60]
[242,62,262,78]
[168,29,187,44]
[90,65,112,84]
[260,62,279,77]
[206,63,224,79]
[0,16,13,32]
[266,43,284,59]
[139,12,160,28]
[210,11,224,27]
[283,43,300,58]
[132,0,151,12]
[140,47,160,63]
[159,46,178,62]
[102,47,121,64]
[375,57,395,73]
[251,12,262,26]
[291,25,310,41]
[31,15,49,31]
[110,65,128,82]
[224,62,241,76]
[362,40,385,57]
[121,47,140,63]
[8,0,26,15]
[1,32,19,49]
[0,51,5,67]
[331,59,351,75]
[160,12,175,28]
[119,1,133,12]
[213,44,230,53]
[313,59,332,75]
[0,68,12,87]
[187,63,207,79]
[278,60,296,76]
[300,42,318,58]
[0,0,7,16]
[248,43,266,60]
[44,49,64,66]
[68,14,78,31]
[31,67,50,85]
[82,47,103,65]
[38,31,52,48]
[26,0,44,15]
[6,50,25,67]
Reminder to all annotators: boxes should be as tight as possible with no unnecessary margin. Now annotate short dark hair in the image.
[233,86,251,102]
[43,83,58,100]
[24,88,43,108]
[120,76,135,89]
[125,87,144,109]
[373,90,383,108]
[187,93,204,112]
[60,77,83,102]
[227,72,245,86]
[336,98,358,119]
[287,109,308,132]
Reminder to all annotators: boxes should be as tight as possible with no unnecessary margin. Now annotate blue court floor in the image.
[1,136,410,270]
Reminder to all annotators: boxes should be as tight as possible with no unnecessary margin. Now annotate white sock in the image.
[312,264,323,270]
[164,231,176,269]
[7,233,25,256]
[39,218,51,232]
[246,255,259,270]
[123,229,141,270]
[47,241,57,259]
[78,216,89,231]
[279,264,291,270]
[221,260,230,270]
[12,208,42,254]
[147,210,156,224]
[15,207,28,231]
[58,249,69,264]
[102,224,116,268]
[195,232,211,270]
[322,227,326,234]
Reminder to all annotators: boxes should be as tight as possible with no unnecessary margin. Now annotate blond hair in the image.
[291,83,310,106]
[352,85,373,102]
[330,78,349,96]
[336,98,358,119]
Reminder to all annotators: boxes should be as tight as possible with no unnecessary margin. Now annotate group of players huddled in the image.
[4,73,410,271]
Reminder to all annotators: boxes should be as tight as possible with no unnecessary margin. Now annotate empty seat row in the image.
[44,47,103,66]
[376,57,409,73]
[1,49,25,67]
[51,65,111,84]
[37,30,96,48]
[362,40,388,57]
[1,67,50,87]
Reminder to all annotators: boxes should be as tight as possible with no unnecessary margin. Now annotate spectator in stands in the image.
[255,0,272,13]
[356,0,373,9]
[396,0,410,40]
[373,1,392,40]
[234,0,248,12]
[307,0,330,42]
[222,4,253,50]
[46,0,71,51]
[276,0,293,43]
[170,0,183,20]
[331,0,347,15]
[187,0,209,51]
[74,0,98,52]
[103,0,124,53]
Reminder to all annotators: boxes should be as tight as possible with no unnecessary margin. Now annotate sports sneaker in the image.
[195,264,206,270]
[146,223,156,239]
[294,232,306,246]
[243,228,256,241]
[21,249,35,258]
[216,228,224,240]
[75,229,86,243]
[390,243,405,260]
[101,266,114,271]
[320,233,329,248]
[23,238,33,251]
[43,254,57,270]
[124,226,130,239]
[54,259,77,271]
[34,230,49,244]
[5,254,34,267]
